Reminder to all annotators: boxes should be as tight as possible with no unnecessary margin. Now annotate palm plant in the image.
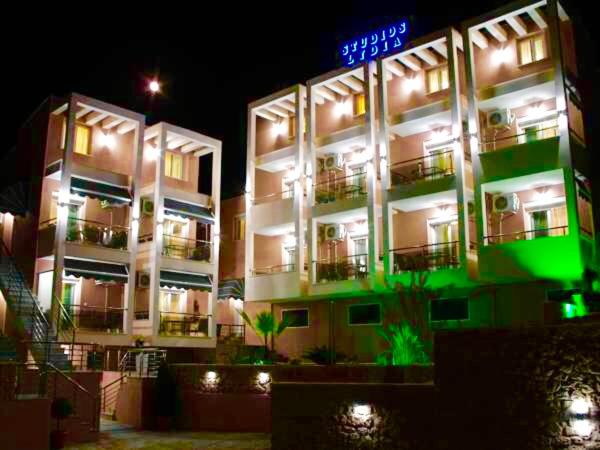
[237,310,291,357]
[377,321,430,366]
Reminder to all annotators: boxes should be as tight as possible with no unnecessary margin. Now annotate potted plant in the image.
[133,335,145,348]
[154,361,177,431]
[82,224,100,244]
[50,397,73,449]
[108,230,128,249]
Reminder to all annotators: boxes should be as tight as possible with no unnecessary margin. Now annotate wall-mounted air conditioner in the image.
[324,224,345,241]
[487,109,513,128]
[141,198,154,216]
[324,153,344,171]
[492,193,520,214]
[137,271,151,288]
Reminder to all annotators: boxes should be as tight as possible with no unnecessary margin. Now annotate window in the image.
[353,93,366,116]
[517,116,558,144]
[426,66,449,94]
[160,290,184,314]
[525,200,568,238]
[431,298,468,321]
[61,282,76,308]
[74,124,91,155]
[282,242,296,269]
[351,236,368,273]
[165,152,184,179]
[288,116,296,139]
[233,215,246,241]
[348,303,381,325]
[518,34,546,65]
[282,309,309,328]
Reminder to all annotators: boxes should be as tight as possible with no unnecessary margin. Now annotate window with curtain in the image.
[426,66,449,94]
[288,116,296,138]
[518,34,546,65]
[74,124,91,155]
[165,152,184,179]
[233,215,246,241]
[527,202,568,238]
[353,93,366,116]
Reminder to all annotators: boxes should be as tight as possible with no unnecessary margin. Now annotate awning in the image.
[64,258,129,283]
[160,270,212,291]
[163,198,214,224]
[218,278,244,300]
[71,176,131,205]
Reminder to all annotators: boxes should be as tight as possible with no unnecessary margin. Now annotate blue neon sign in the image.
[340,20,409,67]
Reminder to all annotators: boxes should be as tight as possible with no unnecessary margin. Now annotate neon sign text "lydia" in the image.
[340,20,409,66]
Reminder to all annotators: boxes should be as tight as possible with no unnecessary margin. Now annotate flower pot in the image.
[50,430,68,450]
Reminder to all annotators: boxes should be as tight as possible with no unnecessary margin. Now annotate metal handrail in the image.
[101,374,127,415]
[162,234,212,261]
[484,226,568,244]
[480,125,559,152]
[388,150,453,168]
[159,312,211,337]
[38,218,57,229]
[314,254,369,283]
[68,305,126,333]
[389,150,454,185]
[251,263,296,276]
[390,241,459,273]
[313,171,366,188]
[252,189,294,204]
[67,217,130,231]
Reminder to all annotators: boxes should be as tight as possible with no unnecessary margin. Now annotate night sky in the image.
[4,1,597,199]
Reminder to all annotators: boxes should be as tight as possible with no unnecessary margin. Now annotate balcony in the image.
[253,188,294,206]
[390,151,454,186]
[69,305,125,333]
[483,226,568,245]
[252,263,296,276]
[314,254,368,283]
[159,312,210,337]
[162,235,212,262]
[216,324,245,341]
[480,125,558,153]
[390,242,459,273]
[66,219,129,250]
[314,172,367,205]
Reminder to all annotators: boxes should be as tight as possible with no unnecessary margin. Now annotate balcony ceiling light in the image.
[149,80,161,94]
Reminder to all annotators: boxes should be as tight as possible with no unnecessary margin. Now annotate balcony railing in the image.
[251,263,296,276]
[138,233,153,243]
[66,218,129,250]
[483,226,568,245]
[159,312,210,337]
[314,172,367,205]
[480,125,559,153]
[162,234,212,262]
[67,305,125,333]
[253,189,294,205]
[217,323,245,341]
[134,310,149,320]
[390,151,454,186]
[314,254,368,283]
[390,242,459,273]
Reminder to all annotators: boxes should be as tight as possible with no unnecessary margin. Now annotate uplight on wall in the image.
[568,396,595,438]
[205,371,218,383]
[334,99,352,117]
[570,397,592,415]
[352,404,372,421]
[526,104,547,121]
[146,144,159,161]
[404,76,421,94]
[99,132,116,150]
[257,372,270,384]
[492,46,513,65]
[272,120,287,137]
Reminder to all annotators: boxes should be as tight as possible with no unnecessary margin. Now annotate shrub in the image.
[376,321,430,366]
[303,345,347,365]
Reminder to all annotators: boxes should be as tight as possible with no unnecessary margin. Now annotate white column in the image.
[150,124,167,337]
[363,62,379,290]
[306,82,317,288]
[209,142,222,338]
[244,109,256,300]
[125,120,145,335]
[294,86,306,283]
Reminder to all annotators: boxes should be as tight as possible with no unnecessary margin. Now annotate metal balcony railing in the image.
[390,242,459,273]
[251,263,296,276]
[314,172,367,205]
[134,310,149,320]
[65,218,129,250]
[389,151,454,186]
[162,234,212,262]
[159,312,210,337]
[253,188,294,205]
[483,226,568,245]
[314,254,368,283]
[217,324,245,341]
[480,125,558,153]
[67,305,125,333]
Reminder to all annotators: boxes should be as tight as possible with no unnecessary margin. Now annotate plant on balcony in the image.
[50,397,73,449]
[376,321,430,366]
[133,335,145,348]
[237,310,291,360]
[191,245,210,261]
[65,224,79,242]
[154,360,177,431]
[107,230,128,249]
[82,224,100,244]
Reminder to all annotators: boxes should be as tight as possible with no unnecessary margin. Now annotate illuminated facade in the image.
[240,0,597,361]
[2,93,223,351]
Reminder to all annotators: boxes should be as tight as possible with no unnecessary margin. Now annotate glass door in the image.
[430,218,459,268]
[352,237,368,276]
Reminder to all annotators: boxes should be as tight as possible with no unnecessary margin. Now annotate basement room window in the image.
[430,298,469,321]
[348,303,381,326]
[233,214,246,241]
[282,309,309,328]
[74,123,91,155]
[426,66,449,94]
[518,33,546,65]
[165,152,184,180]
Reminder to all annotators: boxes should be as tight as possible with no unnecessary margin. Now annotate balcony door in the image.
[423,138,453,180]
[525,199,567,239]
[164,219,187,257]
[428,216,459,267]
[351,236,368,274]
[160,289,185,315]
[282,244,296,272]
[517,112,558,144]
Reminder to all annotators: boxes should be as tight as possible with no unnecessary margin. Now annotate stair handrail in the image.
[55,298,76,352]
[101,374,127,414]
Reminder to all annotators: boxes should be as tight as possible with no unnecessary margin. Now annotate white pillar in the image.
[244,109,256,301]
[306,82,317,288]
[294,86,306,282]
[209,142,222,338]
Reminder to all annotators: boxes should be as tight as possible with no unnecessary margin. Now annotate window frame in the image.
[281,308,309,328]
[430,298,469,322]
[73,123,92,156]
[165,151,185,180]
[353,93,366,117]
[233,214,246,241]
[517,32,548,67]
[425,65,450,95]
[347,303,381,326]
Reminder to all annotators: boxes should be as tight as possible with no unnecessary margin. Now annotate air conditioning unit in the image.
[324,224,345,241]
[137,271,151,288]
[141,198,154,216]
[487,109,513,128]
[324,153,344,171]
[492,193,520,214]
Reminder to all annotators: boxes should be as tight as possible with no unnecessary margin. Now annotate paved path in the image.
[65,420,270,450]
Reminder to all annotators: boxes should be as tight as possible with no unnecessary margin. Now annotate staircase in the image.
[0,241,73,369]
